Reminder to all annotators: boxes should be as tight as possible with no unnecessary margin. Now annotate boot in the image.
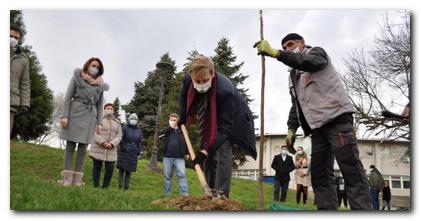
[72,172,85,187]
[57,170,73,186]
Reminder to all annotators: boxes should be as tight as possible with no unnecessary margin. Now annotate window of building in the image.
[380,146,391,159]
[361,145,373,157]
[403,177,410,189]
[391,176,401,189]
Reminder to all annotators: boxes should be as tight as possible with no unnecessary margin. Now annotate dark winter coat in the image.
[179,73,256,159]
[368,169,385,191]
[271,154,295,182]
[117,124,142,172]
[382,186,391,201]
[159,126,188,158]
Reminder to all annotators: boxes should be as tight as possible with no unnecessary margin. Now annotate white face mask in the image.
[297,150,303,155]
[104,109,114,116]
[292,45,300,53]
[281,149,288,155]
[129,119,138,125]
[193,79,212,93]
[369,168,374,172]
[169,120,177,127]
[88,66,99,77]
[10,37,19,48]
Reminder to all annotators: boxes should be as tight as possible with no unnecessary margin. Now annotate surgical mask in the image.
[104,109,114,116]
[10,37,19,48]
[292,45,300,53]
[129,119,138,125]
[169,120,177,127]
[193,79,212,93]
[369,168,374,172]
[297,150,303,155]
[281,149,288,155]
[88,66,99,77]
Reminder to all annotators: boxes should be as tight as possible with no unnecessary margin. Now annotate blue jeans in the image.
[163,157,188,196]
[370,187,380,210]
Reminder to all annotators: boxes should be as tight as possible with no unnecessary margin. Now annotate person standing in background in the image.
[89,103,122,188]
[10,26,30,134]
[117,113,142,190]
[271,145,295,202]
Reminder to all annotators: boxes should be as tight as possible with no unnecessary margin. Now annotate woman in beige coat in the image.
[294,146,311,204]
[89,103,122,188]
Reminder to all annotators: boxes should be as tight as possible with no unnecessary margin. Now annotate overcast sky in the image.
[21,9,404,135]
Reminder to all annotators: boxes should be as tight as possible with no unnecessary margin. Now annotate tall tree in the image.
[212,37,254,169]
[341,11,410,142]
[10,10,54,141]
[122,53,176,158]
[212,37,253,104]
[112,97,121,120]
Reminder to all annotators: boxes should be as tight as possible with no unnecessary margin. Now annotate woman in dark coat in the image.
[116,113,142,190]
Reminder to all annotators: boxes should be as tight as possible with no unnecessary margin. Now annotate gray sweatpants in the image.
[204,140,233,198]
[63,141,88,172]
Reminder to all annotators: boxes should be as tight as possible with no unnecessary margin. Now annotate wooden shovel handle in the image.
[181,124,211,194]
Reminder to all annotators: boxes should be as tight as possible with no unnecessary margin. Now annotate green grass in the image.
[10,140,316,211]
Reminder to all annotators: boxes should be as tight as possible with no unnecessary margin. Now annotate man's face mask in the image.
[169,120,177,127]
[281,149,288,155]
[292,45,300,53]
[193,79,212,93]
[129,119,138,125]
[297,150,303,155]
[10,37,19,48]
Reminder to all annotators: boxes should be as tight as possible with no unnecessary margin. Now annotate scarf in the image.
[186,74,218,151]
[81,71,104,86]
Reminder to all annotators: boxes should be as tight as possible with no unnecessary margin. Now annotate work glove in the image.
[253,40,279,58]
[286,128,296,153]
[192,151,208,167]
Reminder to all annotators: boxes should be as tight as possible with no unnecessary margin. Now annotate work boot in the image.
[57,170,74,186]
[72,172,85,187]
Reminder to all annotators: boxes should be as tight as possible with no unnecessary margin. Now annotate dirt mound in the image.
[152,195,246,210]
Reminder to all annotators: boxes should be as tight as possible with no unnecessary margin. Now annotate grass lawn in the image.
[10,140,317,211]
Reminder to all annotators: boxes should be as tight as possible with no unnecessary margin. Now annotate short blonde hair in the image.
[169,113,179,119]
[188,55,215,77]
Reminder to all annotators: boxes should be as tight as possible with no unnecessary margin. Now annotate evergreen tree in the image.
[10,10,54,141]
[122,53,176,158]
[212,37,253,104]
[112,97,121,120]
[212,37,254,169]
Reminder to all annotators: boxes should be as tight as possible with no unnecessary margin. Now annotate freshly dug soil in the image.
[152,195,246,210]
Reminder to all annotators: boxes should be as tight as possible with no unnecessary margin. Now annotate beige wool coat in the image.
[89,116,122,162]
[295,156,311,187]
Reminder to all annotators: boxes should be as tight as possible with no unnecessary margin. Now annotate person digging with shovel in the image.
[253,33,372,210]
[179,55,256,198]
